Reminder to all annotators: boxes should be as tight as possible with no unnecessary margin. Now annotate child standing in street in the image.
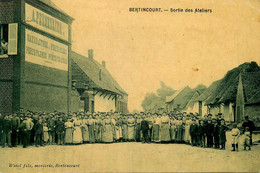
[231,123,240,151]
[243,127,251,151]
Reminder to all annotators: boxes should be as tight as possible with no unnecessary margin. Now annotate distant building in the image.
[71,50,128,114]
[192,80,222,117]
[166,85,206,114]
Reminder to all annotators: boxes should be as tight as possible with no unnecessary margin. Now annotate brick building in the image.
[0,0,74,113]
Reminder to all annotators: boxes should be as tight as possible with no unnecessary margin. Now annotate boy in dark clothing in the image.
[213,119,220,149]
[219,119,228,150]
[189,119,198,146]
[205,119,214,148]
[197,120,206,147]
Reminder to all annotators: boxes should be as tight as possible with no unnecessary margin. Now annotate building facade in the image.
[0,0,73,113]
[71,50,128,114]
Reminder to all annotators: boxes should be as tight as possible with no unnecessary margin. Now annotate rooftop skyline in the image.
[52,0,260,111]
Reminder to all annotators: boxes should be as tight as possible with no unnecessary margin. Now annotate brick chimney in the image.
[102,61,106,68]
[88,49,93,60]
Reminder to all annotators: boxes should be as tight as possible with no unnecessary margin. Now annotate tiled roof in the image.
[71,51,127,96]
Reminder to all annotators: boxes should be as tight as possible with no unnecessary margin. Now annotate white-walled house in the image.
[201,62,260,123]
[71,50,128,114]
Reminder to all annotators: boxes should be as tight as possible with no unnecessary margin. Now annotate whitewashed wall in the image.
[188,101,208,116]
[94,93,115,112]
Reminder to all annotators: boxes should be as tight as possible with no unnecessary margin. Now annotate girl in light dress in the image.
[72,116,83,144]
[43,123,49,145]
[64,119,74,144]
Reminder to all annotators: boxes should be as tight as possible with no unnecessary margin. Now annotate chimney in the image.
[102,61,106,68]
[88,49,93,60]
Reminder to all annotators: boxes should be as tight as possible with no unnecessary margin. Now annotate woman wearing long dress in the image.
[94,116,101,143]
[88,116,95,143]
[183,116,192,144]
[101,116,114,143]
[170,117,177,142]
[43,123,49,144]
[114,118,120,142]
[127,115,136,141]
[160,114,171,142]
[175,116,184,143]
[72,117,83,144]
[82,117,89,143]
[64,119,74,144]
[122,117,128,142]
[135,116,142,142]
[153,114,161,143]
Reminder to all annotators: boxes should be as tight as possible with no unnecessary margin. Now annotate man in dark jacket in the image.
[35,119,44,147]
[11,113,20,147]
[197,120,206,147]
[141,115,150,143]
[56,117,65,145]
[48,114,56,145]
[2,115,12,148]
[242,116,255,145]
[205,119,214,148]
[212,119,220,149]
[189,119,198,146]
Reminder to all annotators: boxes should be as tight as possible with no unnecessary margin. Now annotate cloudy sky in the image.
[53,0,260,112]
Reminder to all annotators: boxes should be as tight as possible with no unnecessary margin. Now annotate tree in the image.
[141,82,176,111]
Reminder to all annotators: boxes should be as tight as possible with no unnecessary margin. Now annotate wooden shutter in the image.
[8,23,18,55]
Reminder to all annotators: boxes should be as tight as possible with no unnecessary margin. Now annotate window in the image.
[0,24,8,55]
[0,23,18,56]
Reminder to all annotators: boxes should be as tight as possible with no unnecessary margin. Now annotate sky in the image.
[52,0,260,112]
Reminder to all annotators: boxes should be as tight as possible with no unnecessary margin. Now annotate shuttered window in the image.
[8,23,18,55]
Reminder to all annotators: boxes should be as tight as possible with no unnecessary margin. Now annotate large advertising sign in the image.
[25,3,69,41]
[25,29,68,71]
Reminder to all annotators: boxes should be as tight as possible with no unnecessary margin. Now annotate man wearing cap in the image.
[216,113,223,126]
[20,116,33,148]
[242,116,255,146]
[2,115,12,148]
[35,118,44,147]
[11,113,20,147]
[141,115,150,143]
[48,114,56,145]
[189,119,198,146]
[205,119,214,148]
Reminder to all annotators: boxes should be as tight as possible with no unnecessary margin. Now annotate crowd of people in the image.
[0,111,255,151]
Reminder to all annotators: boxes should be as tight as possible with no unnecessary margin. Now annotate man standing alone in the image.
[242,116,255,145]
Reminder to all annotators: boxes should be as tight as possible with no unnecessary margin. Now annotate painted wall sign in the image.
[25,29,68,71]
[25,3,69,41]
